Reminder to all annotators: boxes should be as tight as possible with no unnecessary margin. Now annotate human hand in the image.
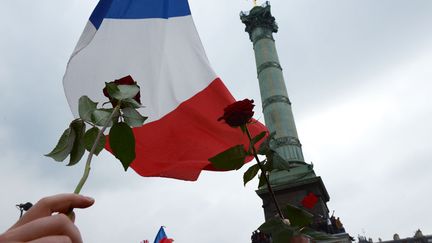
[0,194,94,243]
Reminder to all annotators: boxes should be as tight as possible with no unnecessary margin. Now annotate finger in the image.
[4,214,82,243]
[13,194,94,228]
[28,235,72,243]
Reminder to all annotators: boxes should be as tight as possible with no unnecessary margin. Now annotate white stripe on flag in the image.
[63,16,216,122]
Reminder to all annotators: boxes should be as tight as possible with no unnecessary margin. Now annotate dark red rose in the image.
[218,99,255,127]
[301,192,318,209]
[103,75,141,107]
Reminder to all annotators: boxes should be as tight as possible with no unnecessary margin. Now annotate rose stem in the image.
[73,104,121,194]
[245,126,286,221]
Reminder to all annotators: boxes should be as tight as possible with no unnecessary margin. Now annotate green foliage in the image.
[282,204,313,227]
[105,83,120,98]
[45,127,76,162]
[250,131,266,147]
[122,98,142,108]
[240,124,247,134]
[68,119,86,166]
[45,119,86,166]
[109,122,136,171]
[258,172,267,187]
[122,107,147,127]
[248,131,266,154]
[257,131,275,155]
[259,218,297,243]
[255,132,290,171]
[257,140,269,155]
[47,79,146,196]
[243,164,260,186]
[271,152,290,171]
[208,145,246,170]
[78,96,97,122]
[263,159,273,172]
[48,90,145,168]
[106,83,140,100]
[91,108,116,127]
[83,127,106,155]
[256,204,328,243]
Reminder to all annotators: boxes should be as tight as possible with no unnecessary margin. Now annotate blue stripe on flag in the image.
[153,227,167,243]
[89,0,191,29]
[89,0,114,29]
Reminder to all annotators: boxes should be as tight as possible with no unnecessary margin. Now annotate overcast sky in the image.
[1,0,432,242]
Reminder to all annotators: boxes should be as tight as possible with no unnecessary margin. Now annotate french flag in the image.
[63,0,267,180]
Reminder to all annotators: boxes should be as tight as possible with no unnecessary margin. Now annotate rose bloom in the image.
[218,99,255,127]
[103,75,141,107]
[301,192,318,209]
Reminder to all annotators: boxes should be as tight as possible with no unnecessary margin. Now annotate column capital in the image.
[240,1,278,41]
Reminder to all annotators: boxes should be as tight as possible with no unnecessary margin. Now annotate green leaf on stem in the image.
[258,172,267,188]
[258,139,269,155]
[105,82,119,97]
[83,127,106,155]
[109,122,135,171]
[117,84,140,100]
[78,96,98,122]
[263,159,273,172]
[243,164,260,186]
[208,144,246,170]
[91,108,117,127]
[106,83,140,100]
[248,131,267,154]
[259,218,284,233]
[250,131,267,147]
[122,98,142,108]
[259,218,296,243]
[282,204,313,227]
[270,228,295,243]
[45,127,76,162]
[258,131,276,155]
[122,107,147,127]
[240,124,247,134]
[272,152,290,171]
[68,119,86,166]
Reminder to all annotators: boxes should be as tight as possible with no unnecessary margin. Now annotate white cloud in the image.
[298,47,432,240]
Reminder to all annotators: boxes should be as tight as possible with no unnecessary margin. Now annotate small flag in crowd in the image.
[153,226,174,243]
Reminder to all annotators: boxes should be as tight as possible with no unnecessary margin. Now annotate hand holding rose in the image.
[0,194,94,243]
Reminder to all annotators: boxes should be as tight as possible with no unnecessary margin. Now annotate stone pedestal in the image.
[257,176,330,220]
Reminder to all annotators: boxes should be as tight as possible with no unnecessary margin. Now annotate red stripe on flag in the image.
[107,78,267,181]
[160,238,174,243]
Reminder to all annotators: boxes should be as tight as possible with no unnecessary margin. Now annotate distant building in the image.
[358,230,432,243]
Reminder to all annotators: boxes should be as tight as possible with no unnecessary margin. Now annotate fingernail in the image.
[83,196,95,202]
